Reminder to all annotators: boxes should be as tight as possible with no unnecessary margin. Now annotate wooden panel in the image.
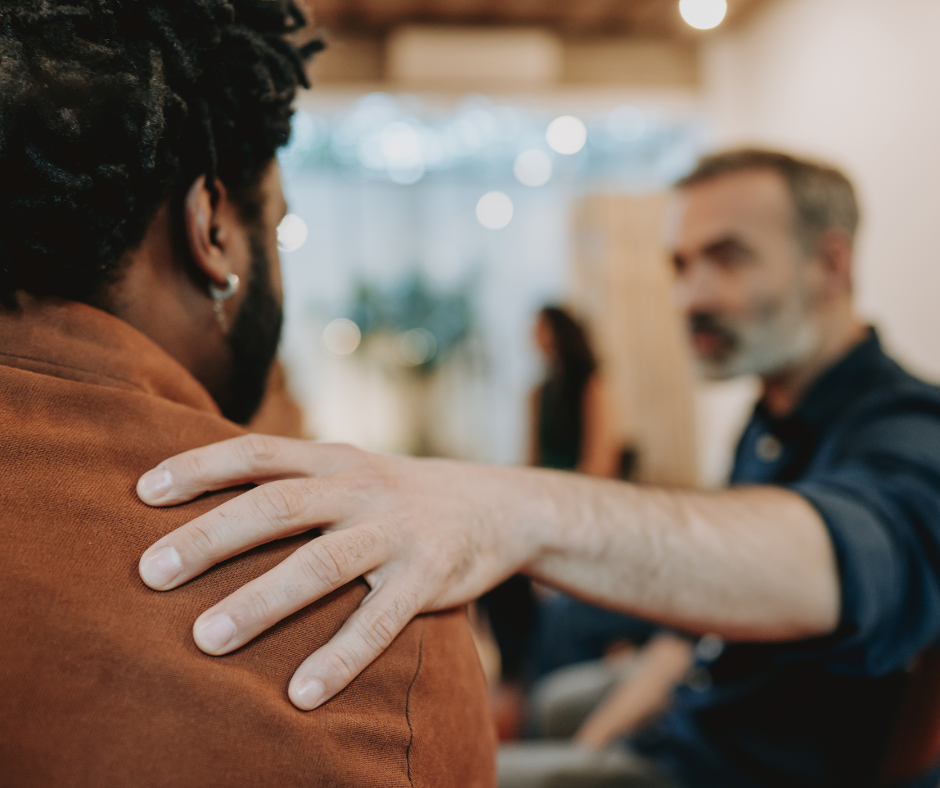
[571,194,699,488]
[386,26,562,89]
[309,32,385,83]
[561,37,698,86]
[311,29,699,88]
[311,0,773,37]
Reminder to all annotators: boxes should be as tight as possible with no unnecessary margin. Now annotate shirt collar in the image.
[754,328,884,438]
[0,294,220,414]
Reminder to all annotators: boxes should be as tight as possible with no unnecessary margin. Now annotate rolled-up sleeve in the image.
[790,402,940,676]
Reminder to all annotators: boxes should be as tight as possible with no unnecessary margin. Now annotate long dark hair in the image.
[539,306,598,452]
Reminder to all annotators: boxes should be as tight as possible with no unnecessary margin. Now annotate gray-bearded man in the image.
[135,150,940,787]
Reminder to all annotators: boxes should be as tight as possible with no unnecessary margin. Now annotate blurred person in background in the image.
[512,310,693,763]
[480,306,629,734]
[529,305,622,478]
[136,149,940,788]
[0,2,494,785]
[526,307,663,680]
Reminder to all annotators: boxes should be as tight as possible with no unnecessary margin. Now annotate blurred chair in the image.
[881,647,940,787]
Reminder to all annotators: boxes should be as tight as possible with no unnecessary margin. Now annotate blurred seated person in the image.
[0,2,493,785]
[480,306,637,728]
[500,633,694,788]
[527,631,694,747]
[529,306,624,478]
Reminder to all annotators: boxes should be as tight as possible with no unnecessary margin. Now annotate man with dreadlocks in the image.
[0,2,495,786]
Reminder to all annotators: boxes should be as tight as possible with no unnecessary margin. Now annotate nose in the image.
[674,258,722,317]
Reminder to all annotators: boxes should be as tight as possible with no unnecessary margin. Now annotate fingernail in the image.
[195,614,237,653]
[140,546,182,589]
[138,467,172,503]
[294,678,326,710]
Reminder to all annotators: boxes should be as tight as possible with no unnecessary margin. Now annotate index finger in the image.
[288,580,424,710]
[136,434,345,507]
[139,476,356,591]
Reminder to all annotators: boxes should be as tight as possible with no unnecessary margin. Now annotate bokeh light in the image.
[322,318,361,356]
[277,213,308,253]
[379,121,426,184]
[679,0,727,30]
[476,191,514,229]
[513,150,553,187]
[545,115,587,155]
[398,328,437,366]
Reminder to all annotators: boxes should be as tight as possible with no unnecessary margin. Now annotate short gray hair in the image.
[676,148,861,253]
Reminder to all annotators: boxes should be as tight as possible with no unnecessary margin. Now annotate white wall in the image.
[277,166,571,465]
[703,0,940,381]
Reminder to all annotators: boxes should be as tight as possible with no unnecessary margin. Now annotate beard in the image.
[217,236,283,424]
[690,280,820,381]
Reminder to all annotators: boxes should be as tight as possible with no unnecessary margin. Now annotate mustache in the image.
[689,313,737,345]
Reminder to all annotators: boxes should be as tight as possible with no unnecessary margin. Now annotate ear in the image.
[183,176,235,288]
[814,229,854,299]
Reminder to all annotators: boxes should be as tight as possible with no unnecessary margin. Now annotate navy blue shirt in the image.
[633,330,940,787]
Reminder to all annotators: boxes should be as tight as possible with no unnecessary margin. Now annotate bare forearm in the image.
[514,470,840,641]
[137,437,841,709]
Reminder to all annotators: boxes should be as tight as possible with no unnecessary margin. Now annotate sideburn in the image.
[218,234,283,424]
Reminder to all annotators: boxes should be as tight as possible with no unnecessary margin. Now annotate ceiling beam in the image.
[311,0,772,37]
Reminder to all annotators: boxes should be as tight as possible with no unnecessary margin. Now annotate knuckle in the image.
[338,526,382,564]
[297,539,351,589]
[357,606,401,652]
[173,450,208,484]
[325,443,368,474]
[237,433,282,468]
[237,585,281,626]
[324,646,361,685]
[186,517,224,557]
[256,480,306,525]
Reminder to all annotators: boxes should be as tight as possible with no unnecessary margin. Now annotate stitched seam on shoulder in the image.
[0,350,144,391]
[404,622,426,788]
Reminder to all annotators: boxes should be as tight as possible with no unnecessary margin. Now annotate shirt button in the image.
[695,634,725,662]
[686,666,713,692]
[756,433,783,462]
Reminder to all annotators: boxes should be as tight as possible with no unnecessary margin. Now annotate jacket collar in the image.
[0,294,220,414]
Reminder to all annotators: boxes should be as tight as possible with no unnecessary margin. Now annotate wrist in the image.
[509,466,574,570]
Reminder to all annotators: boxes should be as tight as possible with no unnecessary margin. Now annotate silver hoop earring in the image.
[209,273,240,333]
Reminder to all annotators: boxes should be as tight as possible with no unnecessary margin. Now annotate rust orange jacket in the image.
[0,296,495,788]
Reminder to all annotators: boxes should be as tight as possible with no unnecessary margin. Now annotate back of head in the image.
[0,0,320,307]
[676,148,861,253]
[0,8,497,784]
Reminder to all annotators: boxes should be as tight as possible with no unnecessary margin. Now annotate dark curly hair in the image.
[0,0,323,308]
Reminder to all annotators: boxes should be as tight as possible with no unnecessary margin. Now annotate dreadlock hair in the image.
[0,0,324,308]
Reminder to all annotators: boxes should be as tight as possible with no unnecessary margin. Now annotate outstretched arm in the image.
[137,436,840,710]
